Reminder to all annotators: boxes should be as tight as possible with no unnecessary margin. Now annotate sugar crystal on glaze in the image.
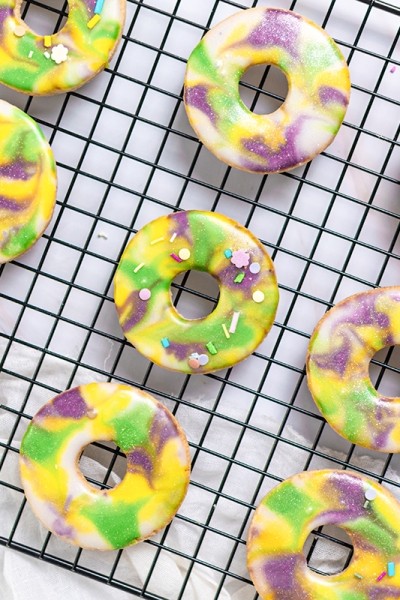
[184,7,351,174]
[0,100,57,263]
[114,211,279,374]
[19,383,191,550]
[247,470,400,600]
[307,287,400,452]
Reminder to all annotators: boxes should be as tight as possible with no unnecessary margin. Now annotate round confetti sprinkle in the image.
[253,290,265,303]
[179,248,191,261]
[139,288,151,301]
[188,358,200,369]
[198,354,209,366]
[250,262,261,274]
[365,488,377,501]
[14,25,26,37]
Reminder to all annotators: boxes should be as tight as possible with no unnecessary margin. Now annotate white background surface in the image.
[1,0,400,598]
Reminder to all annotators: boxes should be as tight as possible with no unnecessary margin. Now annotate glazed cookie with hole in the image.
[184,7,351,173]
[307,287,400,453]
[0,99,57,263]
[114,210,279,374]
[247,469,400,600]
[0,0,125,95]
[19,383,190,550]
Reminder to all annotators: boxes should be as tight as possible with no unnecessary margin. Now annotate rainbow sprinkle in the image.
[365,488,377,501]
[377,572,387,582]
[151,237,164,245]
[94,0,105,14]
[388,563,395,577]
[222,324,230,339]
[206,342,217,355]
[171,253,182,262]
[224,249,232,259]
[134,263,145,273]
[229,312,240,334]
[44,36,51,47]
[87,14,101,29]
[161,338,170,348]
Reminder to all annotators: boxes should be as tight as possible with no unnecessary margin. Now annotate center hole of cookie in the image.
[170,270,220,319]
[304,526,353,576]
[19,0,69,36]
[239,65,288,115]
[369,346,400,397]
[79,442,127,491]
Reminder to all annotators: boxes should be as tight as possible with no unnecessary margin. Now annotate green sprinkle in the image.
[206,342,217,355]
[234,272,245,284]
[364,500,370,509]
[354,573,363,580]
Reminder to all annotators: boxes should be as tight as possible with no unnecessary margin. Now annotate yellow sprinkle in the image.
[44,36,52,47]
[222,324,230,339]
[151,237,164,245]
[134,263,145,273]
[87,14,101,29]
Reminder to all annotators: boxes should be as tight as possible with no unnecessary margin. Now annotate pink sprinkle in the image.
[188,358,200,369]
[390,66,396,73]
[171,253,182,262]
[139,288,151,301]
[231,249,250,269]
[377,572,387,581]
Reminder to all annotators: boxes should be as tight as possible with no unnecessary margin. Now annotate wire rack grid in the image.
[0,0,400,598]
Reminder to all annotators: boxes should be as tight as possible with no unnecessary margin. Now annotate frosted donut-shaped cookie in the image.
[19,383,190,550]
[0,100,56,263]
[0,0,125,95]
[247,469,400,599]
[114,210,279,374]
[184,8,351,173]
[307,287,400,452]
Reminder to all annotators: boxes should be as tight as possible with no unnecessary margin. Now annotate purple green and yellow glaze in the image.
[184,8,351,174]
[0,0,125,95]
[307,287,400,453]
[247,469,400,600]
[19,383,190,550]
[114,211,279,374]
[0,99,56,263]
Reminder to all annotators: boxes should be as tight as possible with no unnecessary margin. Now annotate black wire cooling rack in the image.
[0,0,400,597]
